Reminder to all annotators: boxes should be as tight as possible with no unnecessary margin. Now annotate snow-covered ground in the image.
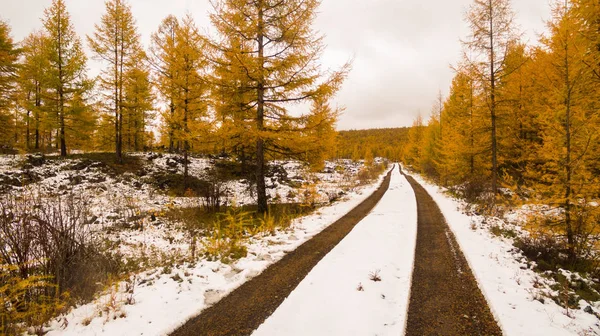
[38,164,391,336]
[410,173,600,336]
[0,154,369,261]
[253,165,417,336]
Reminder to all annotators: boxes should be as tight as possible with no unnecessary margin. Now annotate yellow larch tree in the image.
[529,0,600,263]
[17,31,50,151]
[463,0,519,196]
[150,15,181,152]
[122,53,154,152]
[43,0,92,156]
[496,43,541,189]
[0,20,20,149]
[88,0,143,162]
[209,0,350,214]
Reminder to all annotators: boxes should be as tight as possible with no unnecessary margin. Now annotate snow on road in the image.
[411,173,600,336]
[253,165,417,336]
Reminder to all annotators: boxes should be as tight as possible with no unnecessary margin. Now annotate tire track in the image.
[170,168,393,336]
[403,173,502,336]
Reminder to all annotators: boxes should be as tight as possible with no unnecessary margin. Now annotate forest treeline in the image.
[403,0,600,265]
[0,0,351,214]
[334,128,408,162]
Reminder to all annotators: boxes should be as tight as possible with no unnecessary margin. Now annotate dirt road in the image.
[170,168,393,336]
[404,173,502,336]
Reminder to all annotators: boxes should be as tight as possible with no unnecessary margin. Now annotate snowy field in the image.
[31,161,390,336]
[0,153,369,261]
[253,165,417,336]
[411,173,600,336]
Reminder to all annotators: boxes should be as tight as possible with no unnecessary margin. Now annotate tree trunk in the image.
[114,20,121,163]
[183,87,189,190]
[35,81,41,150]
[256,1,268,215]
[169,101,175,153]
[489,1,498,197]
[58,6,67,157]
[25,90,32,152]
[564,32,575,264]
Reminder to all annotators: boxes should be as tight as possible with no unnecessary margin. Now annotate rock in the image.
[89,161,107,169]
[584,306,594,314]
[69,175,84,185]
[172,156,190,165]
[166,158,178,168]
[20,170,41,184]
[146,152,160,161]
[26,153,45,167]
[0,173,21,187]
[69,159,93,171]
[87,175,106,184]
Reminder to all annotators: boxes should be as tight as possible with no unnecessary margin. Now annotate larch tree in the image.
[439,69,489,188]
[88,0,143,162]
[498,43,541,187]
[173,14,210,185]
[151,14,210,185]
[212,34,256,172]
[123,53,154,152]
[210,0,349,214]
[463,0,519,196]
[17,31,49,151]
[404,114,425,170]
[0,20,19,148]
[532,0,600,263]
[150,15,180,152]
[43,0,91,156]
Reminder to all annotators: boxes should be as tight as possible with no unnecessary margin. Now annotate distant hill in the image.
[334,128,409,161]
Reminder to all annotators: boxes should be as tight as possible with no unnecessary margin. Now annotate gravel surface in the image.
[170,168,393,336]
[404,173,503,336]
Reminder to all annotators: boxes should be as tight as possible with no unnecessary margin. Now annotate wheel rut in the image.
[170,168,393,336]
[403,173,502,336]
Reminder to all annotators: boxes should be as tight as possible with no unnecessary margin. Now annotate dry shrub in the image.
[516,209,600,274]
[0,191,121,332]
[356,161,388,185]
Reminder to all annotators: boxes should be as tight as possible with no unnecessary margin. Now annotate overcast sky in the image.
[1,0,551,130]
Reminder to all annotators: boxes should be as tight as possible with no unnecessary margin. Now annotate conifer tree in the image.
[463,0,519,195]
[498,43,540,186]
[151,14,210,185]
[17,31,49,151]
[123,54,154,152]
[0,20,19,148]
[210,0,349,214]
[439,69,489,188]
[150,15,180,152]
[531,0,600,262]
[404,114,425,170]
[88,0,143,162]
[43,0,91,156]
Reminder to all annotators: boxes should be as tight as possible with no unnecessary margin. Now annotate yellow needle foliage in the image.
[405,0,600,264]
[209,0,350,214]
